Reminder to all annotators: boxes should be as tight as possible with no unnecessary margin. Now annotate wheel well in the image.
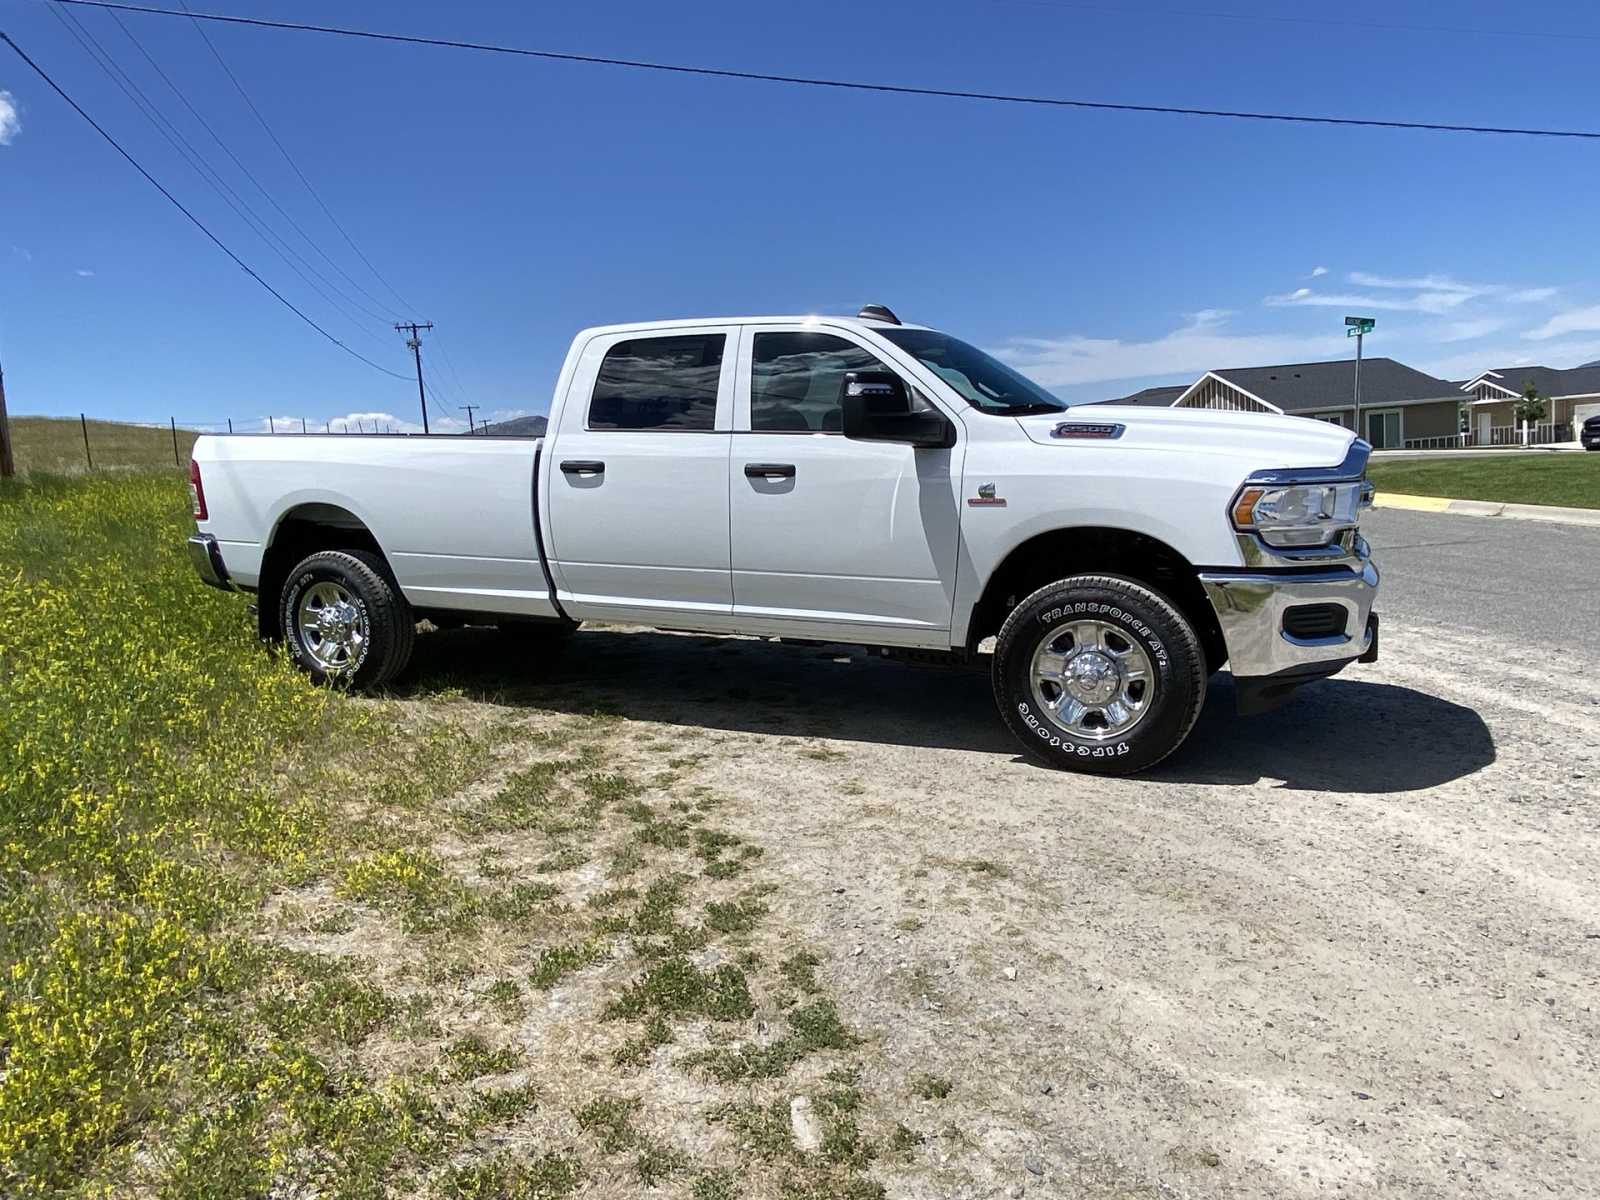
[257,504,388,640]
[968,527,1227,673]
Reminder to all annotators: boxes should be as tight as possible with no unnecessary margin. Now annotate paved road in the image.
[1363,508,1600,652]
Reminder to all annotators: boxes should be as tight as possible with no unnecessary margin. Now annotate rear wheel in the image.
[992,574,1205,774]
[280,550,414,689]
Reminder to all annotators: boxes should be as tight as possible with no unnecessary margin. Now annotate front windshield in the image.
[879,329,1066,414]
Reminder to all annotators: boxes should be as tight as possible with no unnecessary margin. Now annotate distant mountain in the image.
[474,414,548,437]
[1581,360,1600,369]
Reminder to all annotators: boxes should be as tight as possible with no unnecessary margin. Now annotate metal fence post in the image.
[170,416,180,465]
[81,413,93,470]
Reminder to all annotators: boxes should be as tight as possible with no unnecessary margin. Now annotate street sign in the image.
[1345,316,1376,336]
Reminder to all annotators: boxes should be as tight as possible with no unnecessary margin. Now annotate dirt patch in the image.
[393,617,1598,1198]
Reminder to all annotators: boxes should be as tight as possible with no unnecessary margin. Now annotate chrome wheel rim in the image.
[296,581,366,674]
[1028,619,1154,740]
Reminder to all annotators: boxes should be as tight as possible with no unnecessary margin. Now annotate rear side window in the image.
[589,334,725,431]
[751,332,885,432]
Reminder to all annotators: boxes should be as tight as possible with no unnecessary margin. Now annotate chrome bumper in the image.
[1199,538,1379,704]
[187,533,234,592]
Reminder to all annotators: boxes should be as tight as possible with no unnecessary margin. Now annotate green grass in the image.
[1367,453,1600,509]
[7,415,200,474]
[0,471,893,1200]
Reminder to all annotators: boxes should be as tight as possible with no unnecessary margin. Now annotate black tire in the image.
[992,574,1206,775]
[280,549,415,690]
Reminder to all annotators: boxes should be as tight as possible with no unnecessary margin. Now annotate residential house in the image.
[1095,358,1462,449]
[1458,364,1600,446]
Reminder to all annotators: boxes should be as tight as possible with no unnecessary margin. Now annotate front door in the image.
[727,326,962,645]
[1365,409,1402,449]
[544,327,736,621]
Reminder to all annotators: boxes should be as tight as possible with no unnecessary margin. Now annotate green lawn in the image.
[0,472,894,1199]
[7,415,200,474]
[1368,453,1600,510]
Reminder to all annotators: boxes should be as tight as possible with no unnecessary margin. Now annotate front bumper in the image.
[1199,538,1380,714]
[187,533,235,592]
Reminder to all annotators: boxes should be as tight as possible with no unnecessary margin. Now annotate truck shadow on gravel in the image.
[398,627,1494,794]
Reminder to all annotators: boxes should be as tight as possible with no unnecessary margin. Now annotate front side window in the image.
[879,328,1066,415]
[589,334,724,431]
[751,332,886,432]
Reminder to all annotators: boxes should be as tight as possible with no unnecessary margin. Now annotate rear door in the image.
[727,324,962,645]
[544,327,736,621]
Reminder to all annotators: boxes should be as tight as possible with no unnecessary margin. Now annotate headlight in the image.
[1231,480,1366,548]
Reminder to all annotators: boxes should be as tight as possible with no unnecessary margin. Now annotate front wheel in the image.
[280,550,415,689]
[992,574,1206,775]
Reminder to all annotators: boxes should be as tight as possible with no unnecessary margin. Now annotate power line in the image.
[52,0,1600,141]
[995,0,1600,45]
[173,0,418,314]
[105,5,402,323]
[429,327,475,408]
[46,5,401,345]
[0,31,411,380]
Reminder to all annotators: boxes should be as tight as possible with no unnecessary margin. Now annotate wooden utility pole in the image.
[394,321,435,433]
[460,403,479,433]
[0,353,14,478]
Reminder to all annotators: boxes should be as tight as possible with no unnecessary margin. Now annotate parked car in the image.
[1582,414,1600,451]
[187,306,1379,774]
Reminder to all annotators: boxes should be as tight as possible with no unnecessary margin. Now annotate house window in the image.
[1309,413,1345,426]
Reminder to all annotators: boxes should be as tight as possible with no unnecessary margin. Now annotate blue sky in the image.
[5,0,1600,431]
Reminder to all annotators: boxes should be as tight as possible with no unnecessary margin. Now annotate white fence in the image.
[1443,422,1573,449]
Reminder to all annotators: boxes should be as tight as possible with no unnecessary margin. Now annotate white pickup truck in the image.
[188,305,1379,774]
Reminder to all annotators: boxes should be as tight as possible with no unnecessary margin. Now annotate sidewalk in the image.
[1374,492,1600,528]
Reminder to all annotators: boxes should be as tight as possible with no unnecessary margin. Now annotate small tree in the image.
[1515,380,1547,426]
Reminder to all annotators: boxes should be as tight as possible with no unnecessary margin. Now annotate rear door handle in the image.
[744,463,796,479]
[560,460,605,476]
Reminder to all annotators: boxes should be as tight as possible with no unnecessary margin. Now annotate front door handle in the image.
[560,460,605,476]
[744,463,796,479]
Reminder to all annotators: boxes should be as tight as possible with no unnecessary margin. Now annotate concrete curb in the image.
[1374,492,1600,528]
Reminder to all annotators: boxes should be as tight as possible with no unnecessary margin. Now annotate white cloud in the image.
[1524,304,1600,341]
[1310,266,1328,277]
[75,268,95,278]
[0,91,19,146]
[1267,270,1561,317]
[1265,288,1471,314]
[1432,316,1508,344]
[994,311,1345,388]
[11,245,31,261]
[311,409,468,435]
[1416,338,1600,383]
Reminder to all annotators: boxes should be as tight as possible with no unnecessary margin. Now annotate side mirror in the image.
[839,370,953,448]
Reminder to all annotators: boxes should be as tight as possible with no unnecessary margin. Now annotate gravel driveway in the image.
[413,509,1598,1198]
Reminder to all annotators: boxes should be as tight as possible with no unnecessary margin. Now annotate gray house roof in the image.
[1093,384,1188,407]
[1205,357,1459,413]
[1470,364,1600,399]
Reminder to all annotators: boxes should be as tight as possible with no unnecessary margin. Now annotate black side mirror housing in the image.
[839,370,953,448]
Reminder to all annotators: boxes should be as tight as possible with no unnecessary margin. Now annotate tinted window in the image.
[751,332,889,432]
[589,334,724,431]
[879,328,1065,414]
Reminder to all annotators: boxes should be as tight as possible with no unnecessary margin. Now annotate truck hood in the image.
[1018,404,1358,471]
